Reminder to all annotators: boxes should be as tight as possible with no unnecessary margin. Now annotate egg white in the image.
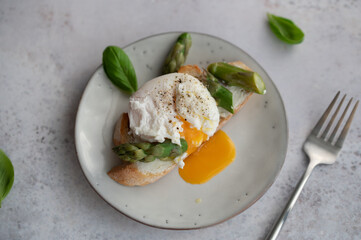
[128,73,220,145]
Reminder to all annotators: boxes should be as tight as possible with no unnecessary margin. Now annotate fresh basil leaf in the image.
[0,149,14,207]
[267,13,304,44]
[102,46,137,94]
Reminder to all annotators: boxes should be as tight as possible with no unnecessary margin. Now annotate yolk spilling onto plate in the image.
[179,128,236,184]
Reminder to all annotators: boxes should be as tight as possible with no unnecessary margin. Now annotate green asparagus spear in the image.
[205,71,234,114]
[130,149,147,161]
[134,142,151,150]
[207,62,266,94]
[169,139,188,158]
[146,140,175,158]
[112,139,188,163]
[162,33,192,74]
[144,155,156,162]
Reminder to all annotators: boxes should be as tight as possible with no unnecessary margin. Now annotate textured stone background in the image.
[0,0,360,239]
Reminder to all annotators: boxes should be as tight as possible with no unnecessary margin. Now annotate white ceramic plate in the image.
[75,32,288,229]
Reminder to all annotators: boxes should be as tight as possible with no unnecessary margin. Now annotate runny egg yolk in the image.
[178,119,236,184]
[178,118,208,155]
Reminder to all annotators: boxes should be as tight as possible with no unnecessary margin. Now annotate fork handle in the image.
[265,162,316,240]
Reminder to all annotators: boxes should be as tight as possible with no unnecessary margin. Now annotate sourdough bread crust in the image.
[108,62,253,186]
[108,161,176,186]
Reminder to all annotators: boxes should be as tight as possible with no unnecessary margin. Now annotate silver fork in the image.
[265,91,359,240]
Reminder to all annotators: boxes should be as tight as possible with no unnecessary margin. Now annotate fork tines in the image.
[311,91,359,147]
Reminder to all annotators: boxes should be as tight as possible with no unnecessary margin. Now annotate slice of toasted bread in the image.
[108,61,253,186]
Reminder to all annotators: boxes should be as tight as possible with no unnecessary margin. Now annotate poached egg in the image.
[128,73,235,183]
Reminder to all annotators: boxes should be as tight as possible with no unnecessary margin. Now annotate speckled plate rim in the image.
[74,31,289,230]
